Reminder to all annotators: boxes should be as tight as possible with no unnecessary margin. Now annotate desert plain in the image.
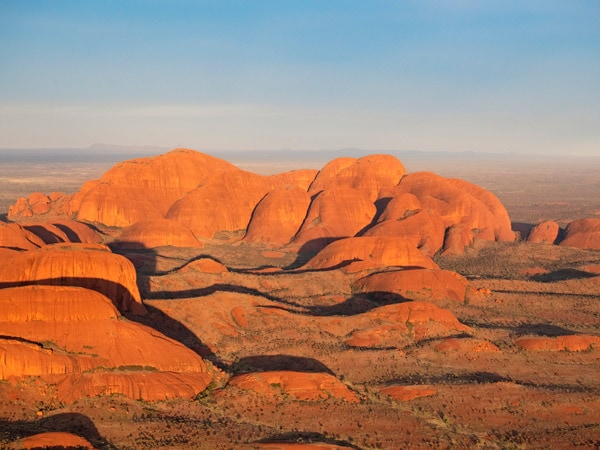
[0,148,599,449]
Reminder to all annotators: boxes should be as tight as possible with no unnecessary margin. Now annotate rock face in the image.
[344,301,471,349]
[19,432,94,450]
[0,222,45,250]
[290,187,376,251]
[115,218,202,249]
[225,371,359,402]
[559,218,600,250]
[0,243,144,314]
[23,219,102,245]
[383,171,515,254]
[72,149,237,227]
[515,335,600,352]
[303,236,439,272]
[7,192,72,220]
[527,220,560,244]
[353,269,470,303]
[0,285,216,402]
[243,186,311,246]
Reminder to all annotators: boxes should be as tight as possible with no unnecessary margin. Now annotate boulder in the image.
[527,220,560,244]
[559,218,600,250]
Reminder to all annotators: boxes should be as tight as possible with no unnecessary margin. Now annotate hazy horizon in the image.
[1,1,599,156]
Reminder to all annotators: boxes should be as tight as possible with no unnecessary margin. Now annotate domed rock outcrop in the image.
[0,285,218,402]
[363,209,446,257]
[115,218,202,249]
[19,432,94,450]
[385,171,515,253]
[225,371,359,402]
[308,154,406,201]
[303,236,439,272]
[0,243,144,314]
[353,268,470,303]
[527,220,560,244]
[23,219,102,245]
[344,301,471,349]
[290,187,376,252]
[559,218,600,250]
[71,149,237,227]
[0,222,45,250]
[515,335,600,352]
[244,186,312,246]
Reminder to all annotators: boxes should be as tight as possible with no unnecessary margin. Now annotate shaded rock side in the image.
[0,243,144,314]
[0,222,45,250]
[559,218,600,250]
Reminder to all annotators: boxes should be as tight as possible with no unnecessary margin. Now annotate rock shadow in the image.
[0,413,113,449]
[284,238,340,270]
[463,320,577,337]
[387,371,512,386]
[305,291,411,316]
[23,225,65,244]
[231,355,335,375]
[531,268,598,282]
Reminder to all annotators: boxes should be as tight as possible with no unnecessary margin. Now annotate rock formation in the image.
[0,243,144,314]
[225,370,359,402]
[19,432,94,450]
[353,268,470,303]
[559,218,600,250]
[115,218,202,249]
[0,222,45,250]
[527,220,560,244]
[303,236,439,272]
[515,335,600,351]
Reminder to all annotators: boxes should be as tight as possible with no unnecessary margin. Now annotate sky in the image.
[0,0,599,155]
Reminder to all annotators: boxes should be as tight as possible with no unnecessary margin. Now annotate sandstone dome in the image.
[115,218,202,249]
[559,218,600,250]
[527,220,560,244]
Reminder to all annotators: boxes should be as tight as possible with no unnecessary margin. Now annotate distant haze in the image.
[1,1,599,156]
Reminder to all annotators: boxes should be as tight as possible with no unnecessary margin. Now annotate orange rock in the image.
[527,220,560,244]
[179,258,228,274]
[0,243,144,314]
[167,168,279,239]
[308,154,406,201]
[345,302,471,348]
[226,371,359,402]
[442,224,475,255]
[7,197,32,218]
[20,432,94,449]
[72,149,236,227]
[375,193,421,221]
[515,335,600,351]
[380,385,437,401]
[28,192,51,215]
[353,268,469,302]
[23,219,102,245]
[559,218,600,250]
[434,337,500,353]
[0,222,45,250]
[269,168,318,191]
[244,186,311,246]
[363,209,445,256]
[115,218,202,249]
[303,236,438,272]
[392,172,515,253]
[291,187,376,251]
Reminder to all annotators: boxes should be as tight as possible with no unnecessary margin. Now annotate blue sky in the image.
[1,0,599,155]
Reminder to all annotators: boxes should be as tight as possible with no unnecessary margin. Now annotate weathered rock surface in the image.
[244,186,312,246]
[515,335,600,352]
[115,218,202,249]
[290,187,376,251]
[527,220,560,244]
[0,222,45,250]
[19,431,94,449]
[23,219,102,245]
[0,243,144,314]
[303,236,438,272]
[0,285,217,402]
[225,371,358,402]
[559,218,600,250]
[353,268,470,303]
[308,154,406,201]
[344,301,471,349]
